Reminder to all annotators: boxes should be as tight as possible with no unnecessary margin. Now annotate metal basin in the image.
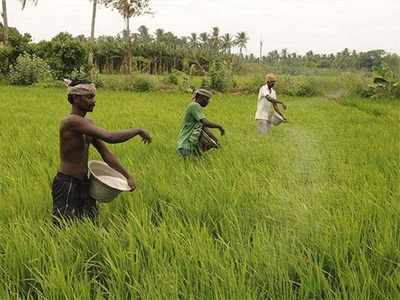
[271,112,284,126]
[88,160,131,203]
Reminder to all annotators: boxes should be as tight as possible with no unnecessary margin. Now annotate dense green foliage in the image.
[34,32,89,79]
[9,53,52,85]
[209,58,234,92]
[0,86,399,299]
[94,72,370,99]
[368,64,400,98]
[0,26,32,74]
[131,73,158,92]
[255,48,398,72]
[2,26,399,80]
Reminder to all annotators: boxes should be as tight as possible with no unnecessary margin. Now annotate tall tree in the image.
[1,0,37,44]
[235,31,248,56]
[137,25,151,42]
[90,0,97,40]
[155,28,164,41]
[221,33,233,54]
[1,0,8,44]
[188,32,197,48]
[101,0,151,73]
[210,26,220,50]
[20,0,38,9]
[89,0,98,80]
[199,32,208,48]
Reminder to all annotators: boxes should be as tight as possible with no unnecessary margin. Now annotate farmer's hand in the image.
[127,176,136,191]
[212,135,220,146]
[281,103,287,110]
[139,129,152,144]
[219,126,225,136]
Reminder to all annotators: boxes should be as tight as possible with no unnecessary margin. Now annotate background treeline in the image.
[1,25,399,98]
[2,25,399,76]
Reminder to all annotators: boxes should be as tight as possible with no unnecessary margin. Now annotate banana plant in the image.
[369,64,400,98]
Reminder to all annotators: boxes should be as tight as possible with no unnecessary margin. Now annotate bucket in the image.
[199,130,219,151]
[271,112,285,126]
[88,160,131,203]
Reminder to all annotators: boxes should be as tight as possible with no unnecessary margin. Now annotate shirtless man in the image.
[52,80,151,224]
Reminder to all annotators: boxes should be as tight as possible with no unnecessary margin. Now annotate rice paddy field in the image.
[0,85,399,299]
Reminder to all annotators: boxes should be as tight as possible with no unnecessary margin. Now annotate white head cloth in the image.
[64,79,96,96]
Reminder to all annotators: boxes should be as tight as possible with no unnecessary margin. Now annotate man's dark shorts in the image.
[52,172,98,225]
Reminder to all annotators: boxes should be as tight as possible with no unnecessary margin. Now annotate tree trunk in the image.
[90,0,97,40]
[88,0,97,80]
[126,16,132,74]
[1,0,8,44]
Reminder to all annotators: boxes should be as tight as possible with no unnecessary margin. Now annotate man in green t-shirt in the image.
[176,88,225,157]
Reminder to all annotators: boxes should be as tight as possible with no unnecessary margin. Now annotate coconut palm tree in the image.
[235,31,249,56]
[137,25,151,42]
[1,0,37,44]
[101,0,152,73]
[221,33,233,54]
[20,0,38,9]
[199,32,208,49]
[210,26,220,50]
[188,32,197,48]
[155,28,164,41]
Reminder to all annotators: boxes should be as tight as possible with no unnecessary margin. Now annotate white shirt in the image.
[255,84,276,120]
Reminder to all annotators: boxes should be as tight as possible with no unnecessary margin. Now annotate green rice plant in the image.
[0,86,398,299]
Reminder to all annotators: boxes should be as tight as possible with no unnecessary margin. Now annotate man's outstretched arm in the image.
[265,95,287,109]
[200,118,225,135]
[67,116,152,144]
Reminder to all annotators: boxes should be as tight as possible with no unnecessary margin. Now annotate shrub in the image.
[164,72,179,85]
[200,77,211,89]
[178,74,194,93]
[9,53,53,85]
[369,64,400,98]
[70,66,104,88]
[277,76,318,97]
[131,74,158,92]
[0,45,12,75]
[101,75,134,91]
[339,73,371,97]
[209,59,233,92]
[235,75,264,94]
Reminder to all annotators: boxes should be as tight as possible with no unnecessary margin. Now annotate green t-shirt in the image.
[176,102,205,152]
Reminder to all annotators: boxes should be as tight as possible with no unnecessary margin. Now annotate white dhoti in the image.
[256,119,272,134]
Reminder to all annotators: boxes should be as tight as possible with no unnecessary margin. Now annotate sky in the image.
[5,0,400,56]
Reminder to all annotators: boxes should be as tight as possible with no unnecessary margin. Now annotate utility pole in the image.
[259,39,263,63]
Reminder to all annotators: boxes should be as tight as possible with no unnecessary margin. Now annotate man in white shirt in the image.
[255,73,287,134]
